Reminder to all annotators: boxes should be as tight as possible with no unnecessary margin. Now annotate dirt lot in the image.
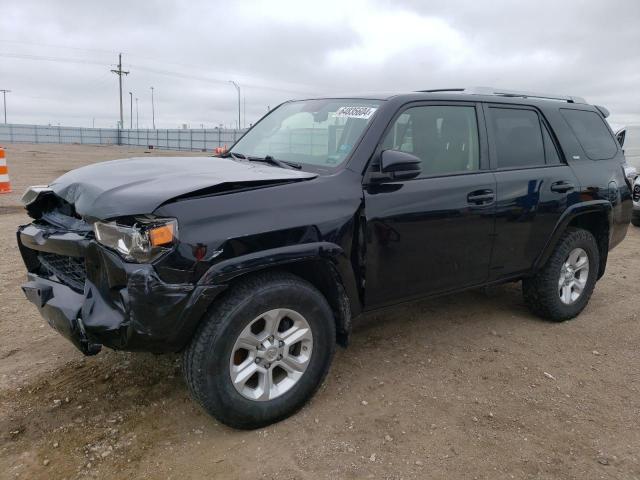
[1,143,639,480]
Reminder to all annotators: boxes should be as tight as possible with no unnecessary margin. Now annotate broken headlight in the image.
[93,217,178,263]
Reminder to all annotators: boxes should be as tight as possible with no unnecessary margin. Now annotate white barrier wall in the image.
[0,124,246,151]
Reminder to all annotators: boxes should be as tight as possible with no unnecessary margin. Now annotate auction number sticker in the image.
[334,106,377,119]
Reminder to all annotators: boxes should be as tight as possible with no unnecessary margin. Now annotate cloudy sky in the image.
[1,0,639,130]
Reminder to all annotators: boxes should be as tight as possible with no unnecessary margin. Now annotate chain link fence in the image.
[0,123,246,151]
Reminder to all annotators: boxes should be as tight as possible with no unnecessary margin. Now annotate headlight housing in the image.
[93,216,178,263]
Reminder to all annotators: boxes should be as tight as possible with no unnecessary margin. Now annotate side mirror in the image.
[379,150,421,180]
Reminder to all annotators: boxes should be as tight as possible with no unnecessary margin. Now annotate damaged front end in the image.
[18,186,222,355]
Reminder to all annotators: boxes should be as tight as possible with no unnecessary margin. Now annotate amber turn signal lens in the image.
[149,223,175,246]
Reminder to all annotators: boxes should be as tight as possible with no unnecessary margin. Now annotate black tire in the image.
[522,228,599,322]
[182,271,336,429]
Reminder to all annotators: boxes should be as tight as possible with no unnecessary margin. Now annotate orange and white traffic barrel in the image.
[0,147,11,193]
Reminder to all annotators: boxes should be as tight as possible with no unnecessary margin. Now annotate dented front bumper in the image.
[18,223,223,355]
[22,273,102,355]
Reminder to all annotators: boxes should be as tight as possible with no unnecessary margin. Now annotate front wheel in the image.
[183,271,336,429]
[523,228,599,322]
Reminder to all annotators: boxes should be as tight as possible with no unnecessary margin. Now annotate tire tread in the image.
[523,228,599,322]
[182,271,335,429]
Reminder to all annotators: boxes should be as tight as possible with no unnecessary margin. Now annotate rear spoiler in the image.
[595,105,610,118]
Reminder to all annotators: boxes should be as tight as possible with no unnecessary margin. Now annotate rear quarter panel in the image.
[544,106,632,249]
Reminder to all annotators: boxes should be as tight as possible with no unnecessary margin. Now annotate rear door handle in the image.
[467,189,495,205]
[551,181,575,193]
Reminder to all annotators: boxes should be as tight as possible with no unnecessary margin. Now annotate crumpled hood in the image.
[50,156,317,221]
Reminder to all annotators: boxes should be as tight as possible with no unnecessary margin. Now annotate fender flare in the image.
[199,241,344,283]
[197,241,362,335]
[533,200,612,274]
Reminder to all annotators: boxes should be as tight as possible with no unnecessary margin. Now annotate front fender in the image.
[197,241,361,345]
[198,241,361,316]
[198,242,345,285]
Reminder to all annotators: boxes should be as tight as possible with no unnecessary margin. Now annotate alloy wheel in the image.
[229,308,313,401]
[558,247,589,305]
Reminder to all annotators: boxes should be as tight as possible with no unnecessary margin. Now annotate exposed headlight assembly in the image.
[93,217,178,263]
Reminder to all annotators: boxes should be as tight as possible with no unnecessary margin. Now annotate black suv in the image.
[18,87,633,429]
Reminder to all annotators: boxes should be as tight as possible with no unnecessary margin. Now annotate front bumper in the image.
[22,273,102,355]
[18,223,224,355]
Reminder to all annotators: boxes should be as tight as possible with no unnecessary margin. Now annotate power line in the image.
[110,53,129,129]
[0,52,106,66]
[0,51,319,96]
[0,39,116,55]
[3,43,317,93]
[0,48,326,126]
[131,64,317,96]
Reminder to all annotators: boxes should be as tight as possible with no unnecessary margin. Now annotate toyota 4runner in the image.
[18,87,634,429]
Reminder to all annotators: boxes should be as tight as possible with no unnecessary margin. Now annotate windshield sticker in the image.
[334,106,377,120]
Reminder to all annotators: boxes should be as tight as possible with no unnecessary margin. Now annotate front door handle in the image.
[467,189,495,205]
[551,181,575,193]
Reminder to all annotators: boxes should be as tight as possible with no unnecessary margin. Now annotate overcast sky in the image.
[1,0,639,130]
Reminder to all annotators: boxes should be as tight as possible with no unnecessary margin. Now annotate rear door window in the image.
[488,107,545,168]
[560,109,618,160]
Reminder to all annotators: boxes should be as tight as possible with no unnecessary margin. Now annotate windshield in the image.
[230,99,381,169]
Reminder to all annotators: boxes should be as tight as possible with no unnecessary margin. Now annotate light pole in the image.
[0,89,10,124]
[129,92,133,129]
[150,86,156,129]
[135,97,139,129]
[229,81,241,131]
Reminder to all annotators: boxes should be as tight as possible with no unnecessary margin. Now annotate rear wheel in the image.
[183,271,336,429]
[523,228,599,321]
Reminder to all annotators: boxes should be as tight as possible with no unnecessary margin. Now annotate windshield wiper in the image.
[253,155,302,170]
[224,152,302,170]
[222,151,246,161]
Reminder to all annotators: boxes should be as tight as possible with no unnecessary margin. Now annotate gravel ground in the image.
[0,144,639,480]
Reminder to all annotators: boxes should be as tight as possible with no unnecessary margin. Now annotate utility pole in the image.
[129,92,133,129]
[150,86,156,129]
[135,97,139,129]
[0,89,10,124]
[110,53,129,129]
[229,81,241,132]
[243,94,246,129]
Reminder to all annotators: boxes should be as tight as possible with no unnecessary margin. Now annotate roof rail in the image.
[417,87,587,104]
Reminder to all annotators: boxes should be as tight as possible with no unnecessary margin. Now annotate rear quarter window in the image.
[560,108,618,160]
